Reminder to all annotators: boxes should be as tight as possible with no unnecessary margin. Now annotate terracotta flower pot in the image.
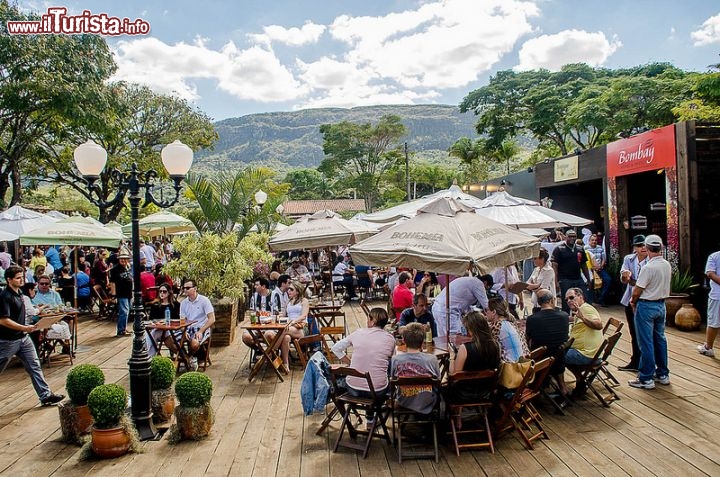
[91,426,130,458]
[674,303,701,331]
[665,294,691,327]
[58,402,93,443]
[175,404,214,440]
[151,388,176,423]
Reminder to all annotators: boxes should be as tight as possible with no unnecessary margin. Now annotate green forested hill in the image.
[195,104,483,172]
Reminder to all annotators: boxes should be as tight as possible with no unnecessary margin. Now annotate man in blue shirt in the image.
[398,294,437,337]
[32,276,64,307]
[45,246,63,276]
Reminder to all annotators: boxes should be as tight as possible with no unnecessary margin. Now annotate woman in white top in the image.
[281,280,310,370]
[526,248,557,312]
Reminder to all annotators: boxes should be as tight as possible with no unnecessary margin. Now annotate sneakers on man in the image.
[628,378,655,389]
[41,393,65,405]
[697,344,715,357]
[190,357,199,372]
[654,375,670,385]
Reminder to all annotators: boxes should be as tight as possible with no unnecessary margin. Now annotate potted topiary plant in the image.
[59,364,105,444]
[87,384,130,458]
[151,355,176,423]
[171,371,215,441]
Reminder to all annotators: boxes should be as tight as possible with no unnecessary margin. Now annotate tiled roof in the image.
[282,199,366,216]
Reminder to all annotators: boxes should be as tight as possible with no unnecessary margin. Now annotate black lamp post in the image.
[73,139,193,440]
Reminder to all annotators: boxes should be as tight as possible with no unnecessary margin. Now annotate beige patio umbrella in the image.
[349,197,540,348]
[121,210,196,236]
[476,189,592,228]
[268,209,377,252]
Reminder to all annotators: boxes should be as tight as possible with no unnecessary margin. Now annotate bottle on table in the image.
[164,307,171,325]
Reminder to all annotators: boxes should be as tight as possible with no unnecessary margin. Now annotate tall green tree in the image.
[184,167,288,242]
[284,168,336,199]
[319,114,406,212]
[0,2,116,207]
[460,63,691,157]
[36,83,218,222]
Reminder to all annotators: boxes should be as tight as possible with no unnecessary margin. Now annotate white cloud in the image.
[248,22,326,47]
[691,13,720,46]
[111,37,303,103]
[110,0,544,111]
[515,29,621,71]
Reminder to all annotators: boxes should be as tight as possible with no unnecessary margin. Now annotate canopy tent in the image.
[0,205,59,236]
[357,182,485,224]
[349,197,540,349]
[349,197,539,276]
[268,209,378,253]
[19,216,125,248]
[121,210,196,237]
[476,190,592,229]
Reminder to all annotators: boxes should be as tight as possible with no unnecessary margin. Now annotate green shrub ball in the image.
[66,364,105,406]
[175,372,213,408]
[87,384,127,429]
[151,356,176,390]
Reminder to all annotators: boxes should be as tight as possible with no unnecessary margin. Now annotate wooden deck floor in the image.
[1,301,720,477]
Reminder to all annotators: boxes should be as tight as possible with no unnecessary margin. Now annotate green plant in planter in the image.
[87,384,127,429]
[66,364,105,406]
[671,269,699,295]
[151,356,176,390]
[170,371,215,442]
[175,371,213,407]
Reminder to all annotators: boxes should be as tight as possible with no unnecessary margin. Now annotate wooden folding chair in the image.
[601,317,624,387]
[529,346,547,361]
[359,299,372,319]
[195,335,212,371]
[521,356,556,424]
[321,326,346,347]
[542,337,575,415]
[92,284,117,319]
[293,334,333,369]
[390,375,441,463]
[495,361,548,450]
[567,332,622,407]
[330,367,392,459]
[446,369,498,455]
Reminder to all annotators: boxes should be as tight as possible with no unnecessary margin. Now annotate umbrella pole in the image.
[445,274,450,351]
[73,249,78,309]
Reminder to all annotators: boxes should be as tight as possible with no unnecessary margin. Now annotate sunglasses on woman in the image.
[159,290,169,294]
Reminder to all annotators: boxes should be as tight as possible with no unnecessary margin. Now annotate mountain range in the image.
[195,104,483,172]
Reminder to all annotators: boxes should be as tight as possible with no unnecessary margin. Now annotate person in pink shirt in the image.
[331,307,396,406]
[392,272,414,319]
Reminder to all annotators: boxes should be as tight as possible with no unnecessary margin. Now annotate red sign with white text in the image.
[606,125,676,178]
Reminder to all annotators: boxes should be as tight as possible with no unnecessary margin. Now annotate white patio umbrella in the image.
[358,181,485,224]
[349,197,540,348]
[121,210,196,236]
[0,230,19,242]
[0,205,59,236]
[46,210,69,220]
[268,209,378,252]
[105,220,127,237]
[476,189,592,228]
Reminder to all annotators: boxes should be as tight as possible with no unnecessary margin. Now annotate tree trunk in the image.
[10,166,22,206]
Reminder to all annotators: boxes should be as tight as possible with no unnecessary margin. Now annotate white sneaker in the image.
[190,357,199,371]
[697,344,715,357]
[628,378,655,389]
[654,375,670,385]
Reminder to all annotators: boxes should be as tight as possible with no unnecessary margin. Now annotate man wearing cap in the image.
[628,234,671,389]
[698,248,720,357]
[552,229,592,313]
[285,257,310,283]
[618,235,649,372]
[109,252,133,336]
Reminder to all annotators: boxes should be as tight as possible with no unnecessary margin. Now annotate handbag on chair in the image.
[498,358,534,389]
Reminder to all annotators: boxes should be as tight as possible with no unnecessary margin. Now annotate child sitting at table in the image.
[390,323,441,414]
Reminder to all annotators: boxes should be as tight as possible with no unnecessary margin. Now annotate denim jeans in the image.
[117,297,130,334]
[634,300,669,381]
[0,336,52,401]
[594,269,612,305]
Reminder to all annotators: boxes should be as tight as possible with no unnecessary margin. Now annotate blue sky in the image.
[19,0,720,121]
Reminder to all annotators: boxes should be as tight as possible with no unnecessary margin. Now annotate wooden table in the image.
[243,322,289,382]
[310,301,345,313]
[145,320,197,372]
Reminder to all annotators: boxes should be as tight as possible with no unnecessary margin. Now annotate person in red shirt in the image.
[392,272,415,319]
[139,258,157,302]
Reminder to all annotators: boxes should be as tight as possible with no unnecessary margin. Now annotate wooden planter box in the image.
[210,298,242,347]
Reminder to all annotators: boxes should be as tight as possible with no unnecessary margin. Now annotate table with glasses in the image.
[243,322,289,382]
[145,319,197,371]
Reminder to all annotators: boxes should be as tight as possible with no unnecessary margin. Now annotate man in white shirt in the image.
[179,279,215,370]
[432,275,489,344]
[271,274,290,316]
[139,239,156,271]
[332,254,357,300]
[698,249,720,357]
